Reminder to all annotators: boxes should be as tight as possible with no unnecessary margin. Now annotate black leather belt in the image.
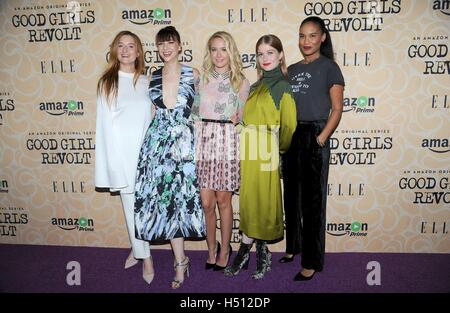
[201,118,233,124]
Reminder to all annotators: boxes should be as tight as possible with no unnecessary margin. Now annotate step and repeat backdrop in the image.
[0,0,449,253]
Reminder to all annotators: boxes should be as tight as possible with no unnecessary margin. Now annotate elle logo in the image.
[227,8,268,23]
[52,181,86,193]
[338,52,371,66]
[432,95,449,109]
[40,59,75,74]
[420,221,448,234]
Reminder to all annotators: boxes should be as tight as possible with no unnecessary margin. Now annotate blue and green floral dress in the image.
[134,65,206,241]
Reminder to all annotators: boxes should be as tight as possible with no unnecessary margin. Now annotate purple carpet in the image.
[1,244,449,293]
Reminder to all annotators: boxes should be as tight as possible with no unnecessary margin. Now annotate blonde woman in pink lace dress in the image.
[193,31,250,271]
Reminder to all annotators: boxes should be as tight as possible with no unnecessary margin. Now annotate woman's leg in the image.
[216,191,233,267]
[170,237,189,288]
[200,189,218,264]
[120,193,153,282]
[300,121,330,275]
[120,193,151,259]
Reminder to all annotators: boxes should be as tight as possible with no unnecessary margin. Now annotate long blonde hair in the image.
[255,34,288,80]
[97,31,145,104]
[202,31,244,93]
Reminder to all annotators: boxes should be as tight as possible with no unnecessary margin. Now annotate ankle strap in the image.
[174,257,189,268]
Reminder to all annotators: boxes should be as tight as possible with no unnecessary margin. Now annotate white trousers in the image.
[120,193,151,259]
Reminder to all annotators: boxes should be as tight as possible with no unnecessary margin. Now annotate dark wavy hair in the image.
[300,16,334,61]
[155,26,181,44]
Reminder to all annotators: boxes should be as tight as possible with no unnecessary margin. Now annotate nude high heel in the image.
[142,257,155,285]
[124,250,139,269]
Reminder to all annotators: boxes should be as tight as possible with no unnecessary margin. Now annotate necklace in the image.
[210,69,230,80]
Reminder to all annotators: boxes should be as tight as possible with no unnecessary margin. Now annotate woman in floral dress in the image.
[134,26,205,289]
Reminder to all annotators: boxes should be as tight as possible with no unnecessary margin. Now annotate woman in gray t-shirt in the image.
[280,16,345,281]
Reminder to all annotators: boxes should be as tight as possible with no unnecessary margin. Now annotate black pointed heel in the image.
[279,255,295,263]
[213,244,232,271]
[205,262,215,270]
[205,241,221,270]
[293,270,316,281]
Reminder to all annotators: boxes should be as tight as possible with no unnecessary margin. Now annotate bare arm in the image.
[317,84,344,146]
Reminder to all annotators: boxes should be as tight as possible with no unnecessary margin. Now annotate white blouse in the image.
[95,71,151,194]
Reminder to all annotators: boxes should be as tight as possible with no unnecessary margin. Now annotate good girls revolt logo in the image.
[409,35,449,75]
[122,8,171,25]
[399,169,449,205]
[39,99,84,116]
[303,0,401,32]
[0,207,28,237]
[11,2,95,42]
[330,129,393,165]
[26,131,95,165]
[0,92,15,126]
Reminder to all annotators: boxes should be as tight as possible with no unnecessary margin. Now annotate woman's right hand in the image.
[230,111,239,125]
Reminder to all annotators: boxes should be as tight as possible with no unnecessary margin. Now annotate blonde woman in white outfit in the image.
[95,31,154,284]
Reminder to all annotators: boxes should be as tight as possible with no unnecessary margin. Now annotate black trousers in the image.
[282,120,330,272]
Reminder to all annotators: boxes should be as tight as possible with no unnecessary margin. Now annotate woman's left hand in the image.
[316,134,326,147]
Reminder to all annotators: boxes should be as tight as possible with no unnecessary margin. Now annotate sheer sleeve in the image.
[191,70,201,121]
[236,78,250,122]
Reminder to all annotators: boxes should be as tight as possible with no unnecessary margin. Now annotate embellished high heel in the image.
[205,241,220,270]
[172,257,190,289]
[252,240,272,280]
[224,242,252,276]
[213,243,232,271]
[124,250,139,269]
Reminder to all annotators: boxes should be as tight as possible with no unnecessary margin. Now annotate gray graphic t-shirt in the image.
[288,56,345,121]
